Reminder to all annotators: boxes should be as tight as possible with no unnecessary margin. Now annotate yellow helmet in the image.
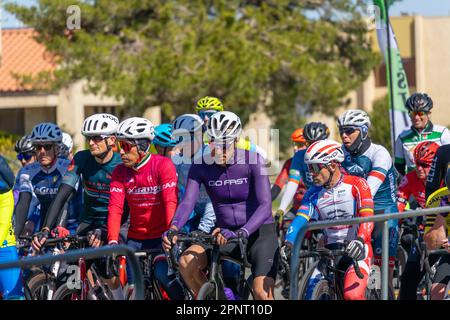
[196,96,224,112]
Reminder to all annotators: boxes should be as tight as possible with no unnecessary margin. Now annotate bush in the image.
[0,131,21,174]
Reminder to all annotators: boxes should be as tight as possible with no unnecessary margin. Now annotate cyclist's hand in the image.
[345,237,365,261]
[87,229,103,248]
[212,228,228,245]
[31,229,49,252]
[162,228,178,252]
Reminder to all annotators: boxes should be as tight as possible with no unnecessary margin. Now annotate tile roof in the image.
[0,28,56,92]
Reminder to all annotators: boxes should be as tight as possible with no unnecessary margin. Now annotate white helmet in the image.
[172,114,204,134]
[82,113,119,136]
[116,117,155,141]
[304,139,345,164]
[337,109,371,128]
[206,111,242,142]
[30,122,62,143]
[61,132,73,151]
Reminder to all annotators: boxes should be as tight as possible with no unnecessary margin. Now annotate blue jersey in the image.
[16,159,76,227]
[288,149,313,189]
[341,143,397,210]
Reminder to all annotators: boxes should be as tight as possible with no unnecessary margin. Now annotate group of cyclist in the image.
[0,92,448,300]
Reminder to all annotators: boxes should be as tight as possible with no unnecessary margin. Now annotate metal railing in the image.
[289,206,450,300]
[0,244,144,300]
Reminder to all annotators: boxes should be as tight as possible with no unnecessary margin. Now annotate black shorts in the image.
[199,223,279,280]
[432,254,450,286]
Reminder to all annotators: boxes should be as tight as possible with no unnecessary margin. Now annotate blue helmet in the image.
[153,124,178,147]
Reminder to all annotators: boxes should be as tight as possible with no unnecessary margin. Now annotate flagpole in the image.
[384,0,396,155]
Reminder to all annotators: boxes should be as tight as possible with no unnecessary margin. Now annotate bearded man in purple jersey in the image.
[163,111,279,300]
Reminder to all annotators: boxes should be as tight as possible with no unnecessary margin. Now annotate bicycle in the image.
[296,246,377,300]
[168,231,255,300]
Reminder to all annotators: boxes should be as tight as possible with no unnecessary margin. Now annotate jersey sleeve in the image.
[426,145,448,199]
[440,127,450,145]
[107,166,126,243]
[18,167,34,194]
[0,156,15,193]
[366,146,392,196]
[171,165,202,230]
[158,158,179,228]
[397,174,413,212]
[61,151,85,188]
[288,151,303,184]
[238,155,272,237]
[273,159,291,190]
[351,177,374,243]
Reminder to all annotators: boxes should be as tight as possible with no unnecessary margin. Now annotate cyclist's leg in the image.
[430,255,450,300]
[399,245,424,300]
[247,224,279,300]
[178,244,209,295]
[343,243,372,300]
[0,245,24,300]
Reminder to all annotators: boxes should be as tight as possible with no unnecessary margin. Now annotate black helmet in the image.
[405,93,433,112]
[303,122,330,142]
[15,135,35,154]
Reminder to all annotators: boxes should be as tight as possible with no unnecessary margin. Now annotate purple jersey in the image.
[172,150,273,237]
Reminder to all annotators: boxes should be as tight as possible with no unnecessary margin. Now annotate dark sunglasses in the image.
[199,110,217,120]
[416,161,431,169]
[34,144,54,151]
[409,111,428,118]
[86,135,107,143]
[117,140,136,152]
[339,126,358,136]
[17,153,34,161]
[307,163,327,173]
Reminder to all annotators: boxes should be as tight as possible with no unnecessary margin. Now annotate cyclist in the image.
[426,143,450,199]
[394,93,450,177]
[163,111,279,300]
[285,140,374,300]
[13,123,74,239]
[337,109,398,296]
[107,117,183,300]
[423,169,450,300]
[13,135,40,234]
[275,122,330,219]
[0,154,24,299]
[271,128,307,220]
[397,141,440,300]
[153,124,178,158]
[195,96,268,159]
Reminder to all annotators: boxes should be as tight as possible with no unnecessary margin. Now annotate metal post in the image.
[289,223,308,300]
[381,220,389,300]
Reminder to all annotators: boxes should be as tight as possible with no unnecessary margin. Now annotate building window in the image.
[374,57,416,87]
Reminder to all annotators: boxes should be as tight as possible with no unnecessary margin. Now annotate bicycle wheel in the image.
[393,246,408,294]
[297,260,320,300]
[197,282,217,300]
[311,279,335,300]
[26,272,54,300]
[52,283,82,300]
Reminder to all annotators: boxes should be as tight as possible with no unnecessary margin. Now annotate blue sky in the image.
[1,0,450,28]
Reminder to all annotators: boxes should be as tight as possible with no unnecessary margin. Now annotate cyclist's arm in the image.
[352,177,374,243]
[278,155,303,213]
[423,213,447,250]
[366,147,391,196]
[0,156,14,193]
[107,167,126,244]
[42,183,75,230]
[426,146,447,199]
[159,158,179,227]
[13,191,32,237]
[0,191,14,245]
[397,175,413,212]
[171,166,202,231]
[196,201,216,234]
[271,159,290,201]
[394,136,406,177]
[284,189,317,246]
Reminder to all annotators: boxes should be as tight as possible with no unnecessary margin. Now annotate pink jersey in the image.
[107,154,178,242]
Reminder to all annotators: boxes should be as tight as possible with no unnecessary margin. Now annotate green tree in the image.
[369,94,392,152]
[6,0,379,152]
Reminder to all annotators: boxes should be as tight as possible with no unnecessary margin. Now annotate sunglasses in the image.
[415,161,431,169]
[117,140,137,152]
[409,111,428,118]
[198,110,217,120]
[17,153,34,161]
[34,144,54,151]
[86,135,108,143]
[307,163,327,173]
[339,126,358,136]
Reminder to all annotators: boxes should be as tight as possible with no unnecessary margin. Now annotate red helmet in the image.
[291,128,306,143]
[413,141,439,164]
